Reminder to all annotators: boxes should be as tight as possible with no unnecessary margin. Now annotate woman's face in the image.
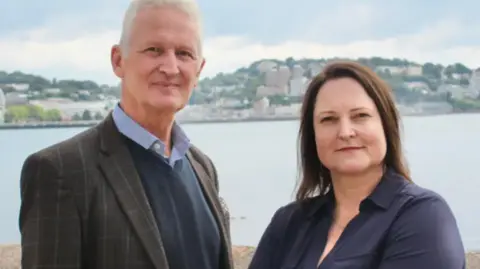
[313,77,387,176]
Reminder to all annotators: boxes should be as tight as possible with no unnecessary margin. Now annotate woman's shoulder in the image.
[397,178,452,211]
[268,194,331,231]
[382,175,465,266]
[382,169,452,212]
[387,173,460,239]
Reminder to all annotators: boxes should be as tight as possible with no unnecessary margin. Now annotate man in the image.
[19,0,233,268]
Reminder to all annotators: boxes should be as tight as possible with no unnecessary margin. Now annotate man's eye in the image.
[177,51,194,58]
[145,47,160,53]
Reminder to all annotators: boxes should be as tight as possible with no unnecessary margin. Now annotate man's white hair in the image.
[119,0,203,57]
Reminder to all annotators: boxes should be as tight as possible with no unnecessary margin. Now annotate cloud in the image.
[0,29,119,83]
[200,19,480,77]
[0,19,479,85]
[1,30,117,70]
[299,2,379,42]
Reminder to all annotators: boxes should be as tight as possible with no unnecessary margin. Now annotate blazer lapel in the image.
[186,150,233,268]
[98,115,169,269]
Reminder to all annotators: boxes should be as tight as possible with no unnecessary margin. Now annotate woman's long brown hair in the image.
[296,61,410,202]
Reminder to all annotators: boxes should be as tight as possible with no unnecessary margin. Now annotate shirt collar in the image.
[306,168,409,218]
[112,103,190,159]
[365,168,409,209]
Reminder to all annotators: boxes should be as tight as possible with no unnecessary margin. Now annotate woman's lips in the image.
[336,146,364,152]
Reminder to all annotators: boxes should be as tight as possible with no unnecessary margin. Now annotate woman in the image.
[248,61,465,269]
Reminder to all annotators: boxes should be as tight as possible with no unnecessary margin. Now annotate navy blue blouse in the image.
[248,169,466,269]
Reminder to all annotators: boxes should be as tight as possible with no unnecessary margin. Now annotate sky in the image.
[1,0,480,85]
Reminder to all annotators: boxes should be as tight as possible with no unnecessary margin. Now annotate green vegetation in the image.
[449,98,480,111]
[71,110,104,121]
[0,70,120,101]
[2,104,105,123]
[194,57,479,110]
[4,105,62,123]
[0,57,479,114]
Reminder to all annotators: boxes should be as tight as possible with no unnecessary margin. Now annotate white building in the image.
[274,103,302,116]
[289,77,308,96]
[5,92,28,105]
[308,62,324,77]
[257,60,277,73]
[253,97,270,115]
[405,65,423,76]
[291,64,304,78]
[469,69,480,94]
[437,84,477,99]
[30,99,109,119]
[256,85,289,97]
[0,88,5,123]
[5,83,29,91]
[404,81,431,94]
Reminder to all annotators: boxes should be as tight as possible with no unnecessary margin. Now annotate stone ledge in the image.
[1,244,479,269]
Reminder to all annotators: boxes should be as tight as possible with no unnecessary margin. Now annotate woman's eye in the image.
[357,113,370,118]
[320,116,334,123]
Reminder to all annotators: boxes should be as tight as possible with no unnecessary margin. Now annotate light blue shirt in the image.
[112,104,190,167]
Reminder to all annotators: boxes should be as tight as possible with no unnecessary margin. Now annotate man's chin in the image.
[145,99,185,114]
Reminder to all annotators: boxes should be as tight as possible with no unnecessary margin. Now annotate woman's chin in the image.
[333,161,371,175]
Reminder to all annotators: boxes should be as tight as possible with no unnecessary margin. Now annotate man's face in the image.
[111,5,205,114]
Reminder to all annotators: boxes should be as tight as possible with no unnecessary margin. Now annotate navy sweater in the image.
[126,138,221,269]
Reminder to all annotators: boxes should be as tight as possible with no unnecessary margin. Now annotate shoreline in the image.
[1,244,479,269]
[0,116,298,130]
[0,111,479,130]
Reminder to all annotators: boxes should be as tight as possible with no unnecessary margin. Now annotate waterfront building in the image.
[0,88,6,123]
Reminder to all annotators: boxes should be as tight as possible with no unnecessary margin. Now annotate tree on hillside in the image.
[44,109,62,121]
[453,63,471,74]
[82,110,92,120]
[369,57,410,67]
[285,57,295,69]
[94,112,104,120]
[3,105,62,123]
[72,113,82,121]
[443,64,472,78]
[422,62,442,79]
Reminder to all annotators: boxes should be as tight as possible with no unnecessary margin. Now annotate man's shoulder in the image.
[26,124,102,167]
[188,144,216,170]
[188,144,211,161]
[187,144,218,186]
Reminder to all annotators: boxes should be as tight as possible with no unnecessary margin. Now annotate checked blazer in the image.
[19,113,233,269]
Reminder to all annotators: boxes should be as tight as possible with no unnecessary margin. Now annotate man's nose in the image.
[157,51,180,76]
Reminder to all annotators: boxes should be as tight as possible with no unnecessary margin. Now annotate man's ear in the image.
[197,58,205,77]
[111,45,125,79]
[194,58,206,88]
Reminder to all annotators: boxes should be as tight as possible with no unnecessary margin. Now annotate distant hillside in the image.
[0,71,109,92]
[1,57,479,106]
[198,57,476,96]
[0,71,120,101]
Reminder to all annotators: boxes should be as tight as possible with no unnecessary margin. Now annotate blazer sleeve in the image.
[204,154,233,245]
[19,153,82,269]
[378,193,466,269]
[189,145,220,191]
[248,206,288,269]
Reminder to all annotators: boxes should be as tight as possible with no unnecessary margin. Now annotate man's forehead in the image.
[131,25,198,45]
[122,5,202,55]
[132,9,198,36]
[134,5,196,27]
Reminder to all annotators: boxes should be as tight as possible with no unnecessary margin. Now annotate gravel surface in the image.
[1,244,478,269]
